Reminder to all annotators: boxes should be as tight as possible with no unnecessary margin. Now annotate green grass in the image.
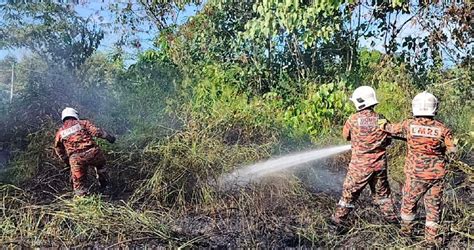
[1,69,471,247]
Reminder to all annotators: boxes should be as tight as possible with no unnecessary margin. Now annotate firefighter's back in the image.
[403,117,452,179]
[58,119,98,156]
[346,109,391,171]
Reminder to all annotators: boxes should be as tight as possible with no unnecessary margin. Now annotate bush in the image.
[282,81,353,143]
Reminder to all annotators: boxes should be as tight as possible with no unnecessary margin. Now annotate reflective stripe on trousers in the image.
[375,197,391,205]
[401,213,415,221]
[426,220,440,228]
[338,199,355,208]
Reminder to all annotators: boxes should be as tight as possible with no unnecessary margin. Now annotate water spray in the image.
[218,144,351,189]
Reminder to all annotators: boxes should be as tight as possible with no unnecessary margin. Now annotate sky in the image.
[0,1,203,61]
[0,1,460,68]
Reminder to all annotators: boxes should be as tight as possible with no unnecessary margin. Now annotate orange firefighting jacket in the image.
[54,119,110,163]
[384,117,456,180]
[343,109,391,171]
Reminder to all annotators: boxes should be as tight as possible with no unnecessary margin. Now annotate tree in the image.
[349,1,472,73]
[0,2,104,69]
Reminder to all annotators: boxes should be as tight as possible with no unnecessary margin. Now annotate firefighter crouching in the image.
[331,86,397,227]
[54,107,116,197]
[380,92,457,246]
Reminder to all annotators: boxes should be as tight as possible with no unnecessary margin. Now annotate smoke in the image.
[0,149,9,172]
[0,54,112,140]
[295,160,347,193]
[218,144,351,190]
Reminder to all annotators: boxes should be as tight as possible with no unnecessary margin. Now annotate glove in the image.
[106,134,116,144]
[377,119,388,130]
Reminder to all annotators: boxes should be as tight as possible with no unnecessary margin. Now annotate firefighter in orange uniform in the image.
[380,92,456,246]
[54,108,116,196]
[332,86,397,226]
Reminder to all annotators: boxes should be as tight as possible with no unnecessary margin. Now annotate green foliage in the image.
[109,53,181,145]
[375,83,412,123]
[185,64,284,144]
[0,187,172,246]
[161,0,360,94]
[0,3,103,69]
[0,53,117,150]
[430,68,474,157]
[366,62,416,122]
[283,81,353,141]
[242,0,343,47]
[1,120,58,183]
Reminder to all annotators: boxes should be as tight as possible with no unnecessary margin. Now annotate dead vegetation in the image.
[0,120,472,248]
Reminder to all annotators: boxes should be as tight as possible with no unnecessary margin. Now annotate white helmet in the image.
[350,86,378,111]
[412,91,438,117]
[61,107,79,121]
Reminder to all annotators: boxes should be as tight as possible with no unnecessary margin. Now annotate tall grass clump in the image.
[129,64,286,207]
[0,185,173,247]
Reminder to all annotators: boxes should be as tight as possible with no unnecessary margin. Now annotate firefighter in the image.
[331,86,397,227]
[54,107,116,196]
[380,91,456,246]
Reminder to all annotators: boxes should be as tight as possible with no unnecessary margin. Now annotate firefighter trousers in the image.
[401,176,444,245]
[333,168,397,223]
[69,147,108,196]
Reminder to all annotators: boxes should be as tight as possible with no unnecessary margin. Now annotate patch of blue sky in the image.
[0,1,462,68]
[352,4,429,52]
[352,4,460,68]
[75,1,203,57]
[0,1,203,62]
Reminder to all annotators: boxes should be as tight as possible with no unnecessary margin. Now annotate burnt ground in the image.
[1,151,472,248]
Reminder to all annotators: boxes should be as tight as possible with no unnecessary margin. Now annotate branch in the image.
[394,9,420,37]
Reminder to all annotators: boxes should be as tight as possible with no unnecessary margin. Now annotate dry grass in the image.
[0,117,472,248]
[1,172,471,247]
[0,185,173,247]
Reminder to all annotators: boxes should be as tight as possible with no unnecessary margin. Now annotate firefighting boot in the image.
[329,207,351,235]
[400,220,415,237]
[376,197,398,224]
[424,225,442,248]
[72,171,89,197]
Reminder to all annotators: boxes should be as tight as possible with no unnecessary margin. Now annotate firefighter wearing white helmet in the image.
[54,107,116,197]
[61,107,79,121]
[350,86,378,111]
[379,91,456,246]
[331,86,397,228]
[412,91,438,116]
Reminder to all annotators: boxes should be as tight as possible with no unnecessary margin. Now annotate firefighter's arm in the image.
[54,132,68,163]
[377,115,395,143]
[377,115,390,133]
[379,119,408,141]
[83,120,116,143]
[380,121,403,135]
[342,119,351,141]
